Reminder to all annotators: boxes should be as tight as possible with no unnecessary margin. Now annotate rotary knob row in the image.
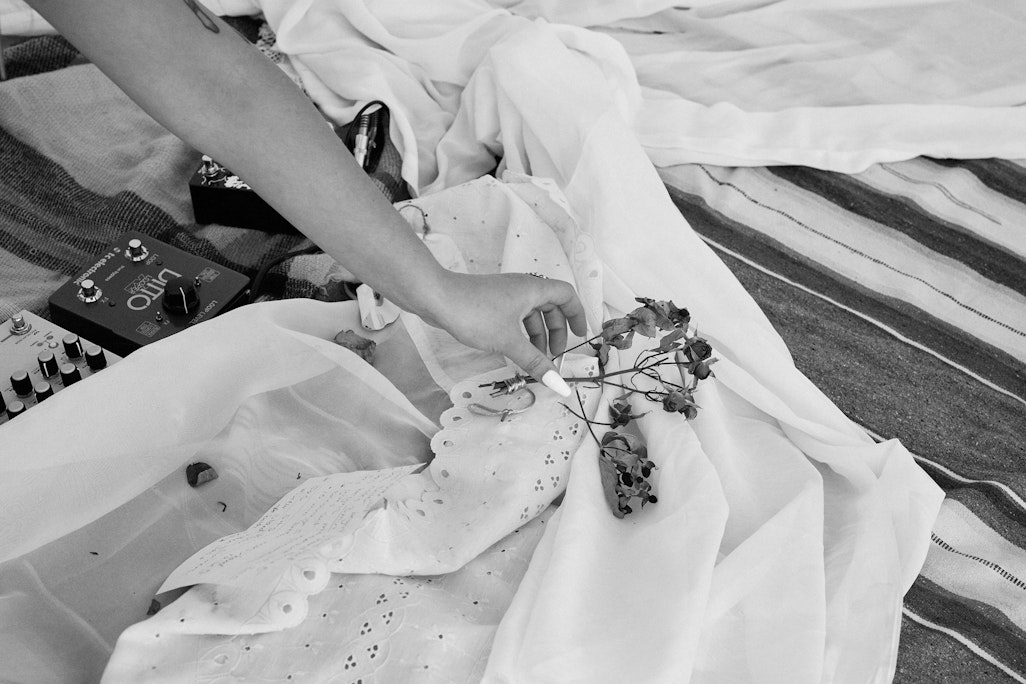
[6,372,54,407]
[76,272,202,317]
[33,336,101,375]
[4,341,108,421]
[75,237,149,305]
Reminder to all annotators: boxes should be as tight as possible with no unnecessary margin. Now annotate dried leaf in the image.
[601,317,636,338]
[598,455,625,518]
[333,329,376,363]
[608,329,635,350]
[627,306,660,337]
[657,328,684,352]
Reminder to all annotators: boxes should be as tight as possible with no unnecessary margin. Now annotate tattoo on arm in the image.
[182,0,220,33]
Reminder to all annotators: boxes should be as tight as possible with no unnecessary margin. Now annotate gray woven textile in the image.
[660,161,1026,683]
[0,28,372,323]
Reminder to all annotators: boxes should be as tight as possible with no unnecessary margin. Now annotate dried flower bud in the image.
[692,360,712,379]
[662,390,689,413]
[685,338,713,362]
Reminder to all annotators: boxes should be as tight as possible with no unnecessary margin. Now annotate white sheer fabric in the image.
[237,0,1026,185]
[0,1,966,682]
[4,0,1024,169]
[1,168,942,682]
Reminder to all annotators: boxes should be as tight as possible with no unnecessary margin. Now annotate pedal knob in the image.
[6,400,25,419]
[38,350,59,378]
[34,381,53,402]
[60,363,82,386]
[79,279,102,303]
[11,371,32,396]
[63,333,83,359]
[126,238,150,262]
[85,345,107,371]
[161,276,200,316]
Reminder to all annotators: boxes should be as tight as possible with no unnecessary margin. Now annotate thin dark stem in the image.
[574,387,604,452]
[564,356,678,384]
[561,401,615,428]
[551,332,605,362]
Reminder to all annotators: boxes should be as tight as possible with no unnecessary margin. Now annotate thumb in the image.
[508,340,572,398]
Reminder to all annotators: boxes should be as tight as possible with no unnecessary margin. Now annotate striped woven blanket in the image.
[660,162,1026,683]
[2,32,1025,684]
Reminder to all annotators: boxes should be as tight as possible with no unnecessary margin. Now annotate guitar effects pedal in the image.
[48,231,250,357]
[0,310,121,426]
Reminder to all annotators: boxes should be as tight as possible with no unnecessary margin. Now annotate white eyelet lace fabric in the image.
[330,355,601,576]
[102,356,603,682]
[104,507,558,683]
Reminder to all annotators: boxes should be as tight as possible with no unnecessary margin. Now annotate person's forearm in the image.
[26,0,451,321]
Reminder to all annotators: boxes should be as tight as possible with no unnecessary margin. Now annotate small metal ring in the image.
[467,387,536,422]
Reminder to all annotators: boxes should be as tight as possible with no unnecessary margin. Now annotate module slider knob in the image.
[126,237,149,262]
[38,350,59,378]
[63,333,83,359]
[161,275,201,316]
[6,401,25,419]
[34,381,53,402]
[11,371,32,396]
[78,278,102,303]
[85,345,107,371]
[60,363,81,386]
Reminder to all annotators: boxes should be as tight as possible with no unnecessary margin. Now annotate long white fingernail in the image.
[542,370,571,397]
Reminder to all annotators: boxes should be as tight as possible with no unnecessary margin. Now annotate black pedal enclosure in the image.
[49,231,250,357]
[188,169,299,235]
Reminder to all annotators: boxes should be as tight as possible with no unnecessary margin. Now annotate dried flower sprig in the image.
[597,429,658,518]
[483,298,716,517]
[576,298,721,516]
[564,298,717,412]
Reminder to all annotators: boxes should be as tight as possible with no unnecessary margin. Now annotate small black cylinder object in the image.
[60,363,82,386]
[38,350,59,378]
[186,462,218,487]
[162,276,201,316]
[7,400,26,419]
[63,333,83,359]
[11,371,32,396]
[34,381,53,402]
[85,345,107,371]
[0,390,5,414]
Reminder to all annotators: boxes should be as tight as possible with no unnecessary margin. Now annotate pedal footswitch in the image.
[48,231,250,357]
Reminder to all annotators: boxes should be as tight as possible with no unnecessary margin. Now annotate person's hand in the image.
[425,271,588,395]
